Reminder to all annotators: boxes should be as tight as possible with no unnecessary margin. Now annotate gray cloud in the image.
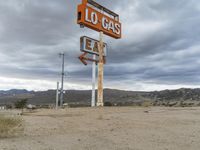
[0,0,200,91]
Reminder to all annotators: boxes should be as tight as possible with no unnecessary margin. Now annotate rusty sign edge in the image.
[77,2,122,39]
[80,36,107,56]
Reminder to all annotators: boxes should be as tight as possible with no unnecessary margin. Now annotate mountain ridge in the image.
[0,88,200,107]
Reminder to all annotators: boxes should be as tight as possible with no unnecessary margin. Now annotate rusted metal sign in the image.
[77,0,121,107]
[80,36,107,56]
[77,0,121,39]
[78,52,106,66]
[78,52,98,65]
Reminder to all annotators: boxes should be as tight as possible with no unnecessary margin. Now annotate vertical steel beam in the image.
[91,54,96,107]
[56,82,59,109]
[97,31,104,106]
[59,53,65,107]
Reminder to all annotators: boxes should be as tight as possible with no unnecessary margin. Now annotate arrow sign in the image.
[78,52,88,65]
[78,52,99,65]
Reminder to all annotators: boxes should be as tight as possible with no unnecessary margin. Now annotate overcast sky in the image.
[0,0,200,91]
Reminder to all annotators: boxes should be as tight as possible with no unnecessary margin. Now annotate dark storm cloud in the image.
[0,0,200,90]
[104,0,200,89]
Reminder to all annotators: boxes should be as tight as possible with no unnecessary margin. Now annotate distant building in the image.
[0,105,6,110]
[26,104,36,109]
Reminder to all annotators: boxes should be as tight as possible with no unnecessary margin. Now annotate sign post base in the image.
[96,102,104,107]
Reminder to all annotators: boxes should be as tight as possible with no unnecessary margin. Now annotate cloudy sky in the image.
[0,0,200,91]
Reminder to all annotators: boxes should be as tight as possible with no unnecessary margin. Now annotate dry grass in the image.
[141,101,152,107]
[1,108,200,150]
[0,114,24,138]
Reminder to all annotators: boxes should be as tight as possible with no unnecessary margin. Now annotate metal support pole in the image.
[56,82,59,109]
[59,53,65,107]
[97,31,104,106]
[91,54,96,107]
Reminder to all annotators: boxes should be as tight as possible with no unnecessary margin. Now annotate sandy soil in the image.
[0,107,200,150]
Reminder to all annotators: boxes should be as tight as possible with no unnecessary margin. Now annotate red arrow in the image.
[78,52,106,65]
[78,52,88,65]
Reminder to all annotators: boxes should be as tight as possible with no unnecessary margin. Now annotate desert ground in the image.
[0,107,200,150]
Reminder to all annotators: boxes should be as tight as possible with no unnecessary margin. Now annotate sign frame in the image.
[77,0,122,39]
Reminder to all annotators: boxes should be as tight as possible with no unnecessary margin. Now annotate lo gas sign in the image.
[77,0,121,39]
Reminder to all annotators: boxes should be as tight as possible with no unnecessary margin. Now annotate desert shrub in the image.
[104,102,113,106]
[68,103,90,108]
[14,99,28,109]
[6,104,12,109]
[141,101,152,107]
[14,99,28,114]
[0,115,23,138]
[153,101,158,106]
[116,102,124,106]
[180,101,187,107]
[168,102,178,107]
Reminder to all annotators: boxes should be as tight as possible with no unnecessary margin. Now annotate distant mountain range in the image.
[0,88,200,107]
[0,89,33,96]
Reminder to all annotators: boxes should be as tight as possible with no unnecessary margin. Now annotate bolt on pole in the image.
[97,31,104,106]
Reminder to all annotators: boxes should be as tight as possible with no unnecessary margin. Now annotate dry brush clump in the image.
[141,101,153,107]
[0,114,24,138]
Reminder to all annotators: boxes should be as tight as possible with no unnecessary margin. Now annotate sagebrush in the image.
[0,115,23,138]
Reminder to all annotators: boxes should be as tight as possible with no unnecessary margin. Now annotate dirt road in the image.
[0,107,200,150]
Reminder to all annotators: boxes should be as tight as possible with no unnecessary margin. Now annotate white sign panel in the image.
[80,36,107,56]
